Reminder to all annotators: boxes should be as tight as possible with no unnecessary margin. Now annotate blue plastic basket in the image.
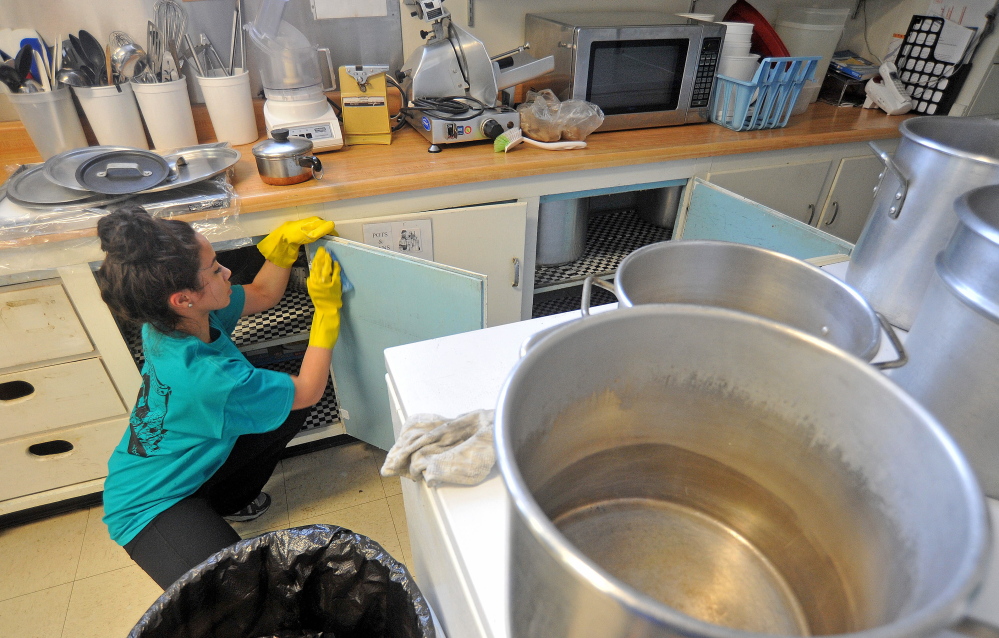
[709,57,821,131]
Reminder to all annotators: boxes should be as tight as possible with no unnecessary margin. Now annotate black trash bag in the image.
[128,525,437,638]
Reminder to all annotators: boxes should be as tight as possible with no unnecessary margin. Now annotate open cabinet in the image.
[307,237,486,451]
[676,178,854,261]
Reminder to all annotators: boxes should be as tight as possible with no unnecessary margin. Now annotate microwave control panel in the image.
[691,37,722,108]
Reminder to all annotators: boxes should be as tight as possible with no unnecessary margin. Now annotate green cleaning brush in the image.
[494,128,588,152]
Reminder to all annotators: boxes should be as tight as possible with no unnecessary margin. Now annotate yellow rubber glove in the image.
[257,217,337,268]
[307,248,343,349]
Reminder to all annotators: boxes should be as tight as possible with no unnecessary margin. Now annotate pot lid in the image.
[74,150,171,194]
[43,145,136,191]
[143,146,242,193]
[4,163,126,208]
[252,129,313,159]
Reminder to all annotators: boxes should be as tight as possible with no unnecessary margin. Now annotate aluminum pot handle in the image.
[872,312,909,370]
[520,276,618,357]
[299,156,323,180]
[869,141,909,220]
[580,275,618,316]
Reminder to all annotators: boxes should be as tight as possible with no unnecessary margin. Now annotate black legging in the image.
[123,408,310,589]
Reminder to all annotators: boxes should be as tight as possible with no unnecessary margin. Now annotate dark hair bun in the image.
[97,206,160,264]
[95,206,202,333]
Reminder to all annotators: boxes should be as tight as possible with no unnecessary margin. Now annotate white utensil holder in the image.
[73,82,148,149]
[7,88,87,159]
[196,69,259,145]
[131,76,199,151]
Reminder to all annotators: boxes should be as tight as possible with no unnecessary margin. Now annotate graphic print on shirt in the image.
[128,363,171,457]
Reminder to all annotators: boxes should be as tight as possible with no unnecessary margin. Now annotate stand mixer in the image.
[248,0,343,152]
[398,0,554,152]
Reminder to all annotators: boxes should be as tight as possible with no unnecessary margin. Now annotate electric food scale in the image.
[247,0,343,152]
[398,0,555,152]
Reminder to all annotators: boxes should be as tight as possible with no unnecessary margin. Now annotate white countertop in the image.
[384,293,999,638]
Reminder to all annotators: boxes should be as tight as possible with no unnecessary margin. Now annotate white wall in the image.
[3,0,994,122]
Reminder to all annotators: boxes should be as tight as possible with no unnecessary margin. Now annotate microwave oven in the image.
[525,12,726,131]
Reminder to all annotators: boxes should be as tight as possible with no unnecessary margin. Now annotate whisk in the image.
[154,0,189,52]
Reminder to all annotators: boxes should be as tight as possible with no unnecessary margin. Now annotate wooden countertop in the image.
[1,101,906,234]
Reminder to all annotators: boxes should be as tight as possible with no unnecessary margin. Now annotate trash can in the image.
[128,524,437,638]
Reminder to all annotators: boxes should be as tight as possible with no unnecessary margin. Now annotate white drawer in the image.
[0,416,125,502]
[0,358,127,442]
[0,281,93,369]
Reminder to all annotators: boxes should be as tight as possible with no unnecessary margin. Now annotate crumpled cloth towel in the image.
[380,409,495,487]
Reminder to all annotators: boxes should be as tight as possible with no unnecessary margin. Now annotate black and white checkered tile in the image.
[117,289,316,367]
[534,209,672,288]
[120,320,145,369]
[532,284,618,318]
[246,351,340,432]
[232,288,313,347]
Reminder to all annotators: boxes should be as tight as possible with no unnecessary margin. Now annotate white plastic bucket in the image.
[196,68,259,146]
[73,82,148,149]
[775,6,850,100]
[7,88,87,159]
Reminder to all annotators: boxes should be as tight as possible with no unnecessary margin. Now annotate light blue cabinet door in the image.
[308,238,485,450]
[677,178,853,260]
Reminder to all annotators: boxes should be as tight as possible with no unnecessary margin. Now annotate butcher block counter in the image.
[0,102,908,224]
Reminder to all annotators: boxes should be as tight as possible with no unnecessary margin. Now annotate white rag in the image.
[380,409,495,487]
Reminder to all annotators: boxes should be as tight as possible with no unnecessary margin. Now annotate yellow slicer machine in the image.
[339,65,393,145]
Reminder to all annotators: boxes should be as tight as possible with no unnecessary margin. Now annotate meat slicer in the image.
[398,0,554,152]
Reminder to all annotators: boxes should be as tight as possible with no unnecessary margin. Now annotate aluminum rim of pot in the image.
[252,129,314,159]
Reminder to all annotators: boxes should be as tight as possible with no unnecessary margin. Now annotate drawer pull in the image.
[0,380,35,402]
[28,440,74,457]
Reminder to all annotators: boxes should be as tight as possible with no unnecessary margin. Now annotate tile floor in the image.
[0,440,412,638]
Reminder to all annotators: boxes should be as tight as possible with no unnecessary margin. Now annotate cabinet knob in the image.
[512,258,521,288]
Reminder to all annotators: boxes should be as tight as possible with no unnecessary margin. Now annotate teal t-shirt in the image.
[102,286,296,546]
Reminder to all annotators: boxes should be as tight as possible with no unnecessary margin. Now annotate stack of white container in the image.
[717,22,760,82]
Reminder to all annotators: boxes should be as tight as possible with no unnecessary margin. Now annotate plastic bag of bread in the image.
[517,89,605,142]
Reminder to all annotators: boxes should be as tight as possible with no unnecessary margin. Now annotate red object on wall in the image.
[723,0,791,58]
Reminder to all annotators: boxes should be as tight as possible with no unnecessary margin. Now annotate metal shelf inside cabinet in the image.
[232,288,313,349]
[119,288,314,368]
[534,209,672,291]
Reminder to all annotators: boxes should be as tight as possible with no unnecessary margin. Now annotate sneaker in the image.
[224,492,271,522]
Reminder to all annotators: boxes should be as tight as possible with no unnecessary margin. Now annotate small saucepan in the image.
[251,129,324,186]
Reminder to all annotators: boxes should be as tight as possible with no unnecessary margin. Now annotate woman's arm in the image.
[291,247,342,408]
[246,217,337,316]
[241,260,292,316]
[290,345,333,409]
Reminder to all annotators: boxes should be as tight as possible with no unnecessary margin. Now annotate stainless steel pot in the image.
[889,184,999,499]
[583,240,899,364]
[496,305,991,638]
[846,116,999,329]
[537,196,588,266]
[251,128,324,186]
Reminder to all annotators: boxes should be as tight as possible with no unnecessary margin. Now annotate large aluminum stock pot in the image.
[846,116,999,330]
[890,184,999,499]
[584,240,890,363]
[495,305,989,638]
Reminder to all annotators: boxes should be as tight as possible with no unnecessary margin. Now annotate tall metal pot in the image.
[846,116,999,329]
[599,240,887,362]
[496,305,990,638]
[889,184,999,498]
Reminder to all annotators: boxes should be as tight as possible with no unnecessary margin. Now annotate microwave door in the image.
[574,29,704,129]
